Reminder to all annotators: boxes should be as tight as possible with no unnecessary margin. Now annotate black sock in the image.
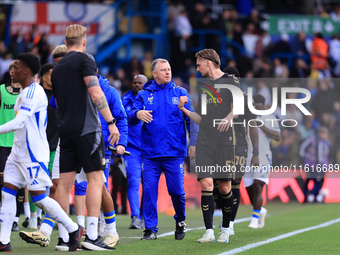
[201,190,214,229]
[221,190,233,228]
[230,182,240,222]
[16,188,25,218]
[213,183,222,209]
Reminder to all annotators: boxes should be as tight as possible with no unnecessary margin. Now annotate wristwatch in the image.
[107,118,116,125]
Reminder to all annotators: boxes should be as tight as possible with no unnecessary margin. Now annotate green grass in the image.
[9,202,340,254]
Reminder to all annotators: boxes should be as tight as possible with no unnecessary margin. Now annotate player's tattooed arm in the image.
[84,76,100,89]
[93,96,108,110]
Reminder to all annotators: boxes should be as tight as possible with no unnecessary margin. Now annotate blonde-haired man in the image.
[51,24,119,251]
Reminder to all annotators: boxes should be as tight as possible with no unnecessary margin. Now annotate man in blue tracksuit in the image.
[129,59,197,240]
[122,74,148,229]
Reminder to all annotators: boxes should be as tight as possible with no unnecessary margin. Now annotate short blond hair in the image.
[52,45,68,59]
[65,24,87,46]
[8,60,15,71]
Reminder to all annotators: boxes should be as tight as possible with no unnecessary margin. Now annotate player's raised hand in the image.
[108,124,120,145]
[137,110,153,123]
[178,96,188,110]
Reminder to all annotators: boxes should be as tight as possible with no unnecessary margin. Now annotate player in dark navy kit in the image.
[178,49,238,243]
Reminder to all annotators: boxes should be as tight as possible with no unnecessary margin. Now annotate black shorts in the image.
[234,145,248,179]
[60,132,105,174]
[196,145,234,181]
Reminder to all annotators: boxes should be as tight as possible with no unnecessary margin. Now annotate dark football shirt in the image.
[51,51,101,141]
[196,73,239,146]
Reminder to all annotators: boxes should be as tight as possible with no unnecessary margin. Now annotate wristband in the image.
[107,118,116,125]
[253,148,259,156]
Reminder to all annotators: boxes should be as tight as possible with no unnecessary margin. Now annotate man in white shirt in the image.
[0,53,82,252]
[243,94,281,229]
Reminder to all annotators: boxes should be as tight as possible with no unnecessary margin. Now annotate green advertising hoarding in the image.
[268,15,340,36]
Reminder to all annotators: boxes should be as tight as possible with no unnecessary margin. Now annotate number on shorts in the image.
[27,166,40,179]
[234,155,246,166]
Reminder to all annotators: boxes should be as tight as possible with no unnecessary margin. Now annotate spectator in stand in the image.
[329,34,340,77]
[290,32,308,56]
[243,9,261,34]
[219,9,232,38]
[115,68,129,96]
[37,33,49,65]
[172,9,192,79]
[167,0,185,30]
[255,60,273,78]
[298,115,316,141]
[330,3,340,21]
[191,3,209,29]
[333,101,340,126]
[0,52,13,84]
[290,59,310,79]
[9,29,26,57]
[312,80,338,121]
[25,24,41,50]
[310,32,328,71]
[271,34,291,63]
[254,30,268,57]
[256,80,272,108]
[142,51,153,80]
[124,56,144,85]
[273,58,289,80]
[231,22,245,57]
[0,41,6,59]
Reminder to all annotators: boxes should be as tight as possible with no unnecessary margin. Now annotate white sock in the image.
[58,223,69,242]
[77,215,85,228]
[0,190,17,244]
[14,217,19,223]
[36,207,42,219]
[206,228,214,234]
[87,216,98,240]
[40,222,53,237]
[33,195,78,233]
[24,202,30,218]
[31,212,37,219]
[99,211,105,223]
[106,221,117,235]
[229,221,234,229]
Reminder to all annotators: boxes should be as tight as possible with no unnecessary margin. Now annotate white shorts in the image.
[4,157,52,191]
[243,152,272,187]
[51,140,60,180]
[75,169,107,184]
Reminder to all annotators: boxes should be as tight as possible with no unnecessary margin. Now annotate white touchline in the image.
[217,217,340,255]
[120,216,253,238]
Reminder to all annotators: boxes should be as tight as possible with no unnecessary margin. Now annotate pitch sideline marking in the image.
[121,216,253,239]
[217,217,340,255]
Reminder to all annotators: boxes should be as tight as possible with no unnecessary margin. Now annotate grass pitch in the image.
[9,202,340,254]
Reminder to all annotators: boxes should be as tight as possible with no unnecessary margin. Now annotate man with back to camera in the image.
[122,74,148,229]
[177,48,238,243]
[129,58,198,240]
[0,53,82,252]
[243,94,281,229]
[20,49,123,251]
[51,24,120,250]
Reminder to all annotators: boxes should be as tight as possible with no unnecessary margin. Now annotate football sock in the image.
[221,190,233,228]
[40,215,54,237]
[213,182,222,209]
[230,182,240,221]
[201,190,214,230]
[31,193,78,233]
[0,188,17,244]
[24,202,30,218]
[104,210,117,234]
[77,215,85,228]
[87,216,99,240]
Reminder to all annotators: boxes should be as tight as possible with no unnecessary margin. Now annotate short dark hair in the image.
[17,53,41,76]
[253,94,265,105]
[40,63,54,78]
[223,66,240,78]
